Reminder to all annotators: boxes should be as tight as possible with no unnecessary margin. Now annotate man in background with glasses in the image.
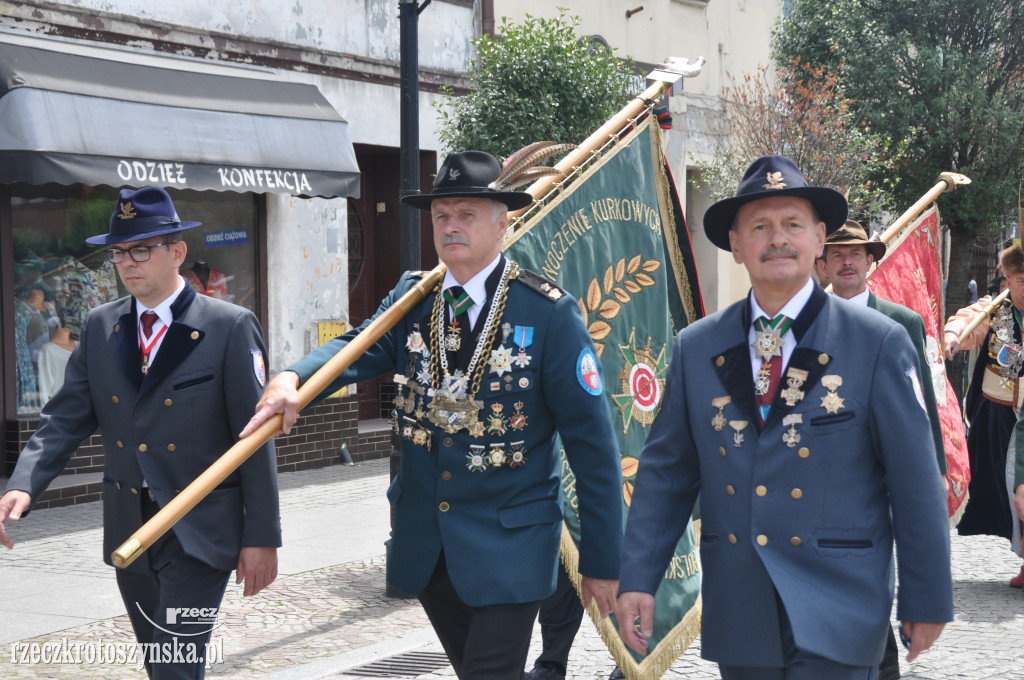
[0,186,281,680]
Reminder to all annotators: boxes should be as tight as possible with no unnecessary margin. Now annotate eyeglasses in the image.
[104,242,174,264]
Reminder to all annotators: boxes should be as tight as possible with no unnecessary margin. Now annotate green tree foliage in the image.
[774,0,1024,310]
[696,60,906,227]
[434,11,635,161]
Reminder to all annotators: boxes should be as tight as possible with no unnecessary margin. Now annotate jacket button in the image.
[167,444,176,452]
[164,399,173,407]
[719,446,726,457]
[138,444,148,452]
[443,437,454,448]
[757,534,768,546]
[798,447,810,458]
[728,534,737,544]
[726,485,735,495]
[116,482,122,490]
[441,471,452,480]
[114,324,120,333]
[755,485,767,497]
[191,331,200,340]
[818,353,830,365]
[130,487,139,494]
[116,440,124,448]
[111,396,119,404]
[790,537,802,546]
[439,502,450,512]
[791,488,803,499]
[715,356,725,367]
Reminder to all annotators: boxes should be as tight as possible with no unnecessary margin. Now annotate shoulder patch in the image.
[513,267,566,303]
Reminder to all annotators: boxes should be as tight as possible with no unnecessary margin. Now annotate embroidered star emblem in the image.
[489,345,514,376]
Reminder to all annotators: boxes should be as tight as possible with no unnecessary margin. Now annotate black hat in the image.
[702,155,848,251]
[86,186,201,245]
[824,220,886,261]
[400,151,534,211]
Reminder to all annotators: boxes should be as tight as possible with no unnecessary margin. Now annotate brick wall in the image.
[3,394,392,509]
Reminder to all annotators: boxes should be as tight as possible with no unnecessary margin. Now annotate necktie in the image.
[753,314,791,427]
[443,286,474,319]
[140,311,158,339]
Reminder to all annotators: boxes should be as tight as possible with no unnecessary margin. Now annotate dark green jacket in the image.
[868,293,947,473]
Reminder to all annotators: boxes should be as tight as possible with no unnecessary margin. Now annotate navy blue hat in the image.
[85,186,201,245]
[401,151,534,211]
[702,155,848,251]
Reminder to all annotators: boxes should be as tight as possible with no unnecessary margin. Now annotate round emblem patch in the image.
[629,362,660,411]
[576,347,602,395]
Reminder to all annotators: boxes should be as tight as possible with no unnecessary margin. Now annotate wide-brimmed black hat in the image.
[400,151,534,211]
[85,186,201,245]
[824,220,886,261]
[703,155,848,251]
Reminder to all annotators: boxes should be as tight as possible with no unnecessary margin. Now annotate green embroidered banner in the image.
[504,116,704,680]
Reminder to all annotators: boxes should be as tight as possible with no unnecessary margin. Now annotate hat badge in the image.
[448,168,461,181]
[118,202,137,220]
[762,171,787,190]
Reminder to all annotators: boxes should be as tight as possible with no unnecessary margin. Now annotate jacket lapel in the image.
[711,302,759,426]
[113,299,143,391]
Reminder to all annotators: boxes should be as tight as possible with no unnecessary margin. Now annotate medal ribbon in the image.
[443,286,474,318]
[753,314,791,427]
[139,323,168,373]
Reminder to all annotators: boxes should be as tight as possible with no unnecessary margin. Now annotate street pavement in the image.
[1,458,1022,679]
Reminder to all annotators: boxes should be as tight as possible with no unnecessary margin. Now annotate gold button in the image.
[116,440,124,448]
[726,485,735,495]
[755,485,767,497]
[818,353,830,365]
[798,447,810,458]
[728,534,737,544]
[715,356,725,367]
[441,471,452,480]
[130,487,139,494]
[164,399,173,407]
[719,446,727,457]
[114,324,120,333]
[191,331,200,340]
[790,537,802,546]
[167,444,176,452]
[791,488,803,499]
[139,444,148,452]
[111,395,119,404]
[757,534,768,546]
[439,502,450,512]
[505,384,512,391]
[116,482,122,490]
[443,437,454,447]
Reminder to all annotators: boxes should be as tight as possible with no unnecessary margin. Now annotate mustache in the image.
[759,246,799,262]
[838,267,858,276]
[441,234,469,247]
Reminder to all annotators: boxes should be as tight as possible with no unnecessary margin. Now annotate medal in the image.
[467,446,488,472]
[406,331,426,354]
[468,421,485,438]
[444,321,462,352]
[489,345,514,376]
[754,365,772,396]
[780,368,808,406]
[711,396,731,432]
[508,441,527,468]
[509,401,528,430]
[486,403,507,435]
[729,420,748,447]
[820,375,845,414]
[782,413,802,447]
[489,443,506,468]
[752,315,792,362]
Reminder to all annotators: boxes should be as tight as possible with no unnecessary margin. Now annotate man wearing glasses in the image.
[0,186,281,680]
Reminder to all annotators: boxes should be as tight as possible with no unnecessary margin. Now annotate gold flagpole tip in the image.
[111,538,143,569]
[938,172,971,191]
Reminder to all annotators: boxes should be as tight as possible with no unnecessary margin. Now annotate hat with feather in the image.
[401,143,572,211]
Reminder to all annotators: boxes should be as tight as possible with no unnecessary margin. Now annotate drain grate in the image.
[340,650,452,678]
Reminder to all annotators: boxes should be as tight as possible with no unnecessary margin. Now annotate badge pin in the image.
[489,345,514,376]
[444,322,461,352]
[780,367,808,406]
[753,329,783,362]
[820,375,845,414]
[486,403,507,435]
[467,447,488,472]
[729,420,748,448]
[509,401,528,430]
[754,365,772,396]
[406,331,426,354]
[489,443,506,468]
[501,322,512,344]
[782,413,802,448]
[508,441,527,468]
[711,396,731,432]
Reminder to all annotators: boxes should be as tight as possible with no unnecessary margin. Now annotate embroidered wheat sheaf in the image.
[577,254,660,356]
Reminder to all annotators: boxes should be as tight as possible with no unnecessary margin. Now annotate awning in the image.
[0,38,360,198]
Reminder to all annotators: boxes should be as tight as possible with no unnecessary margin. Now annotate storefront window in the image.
[10,186,258,416]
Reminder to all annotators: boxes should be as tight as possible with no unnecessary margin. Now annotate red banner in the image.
[867,206,970,521]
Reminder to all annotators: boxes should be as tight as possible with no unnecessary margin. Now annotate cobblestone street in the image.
[1,460,1022,679]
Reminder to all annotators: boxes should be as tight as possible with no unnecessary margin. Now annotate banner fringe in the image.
[559,526,702,680]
